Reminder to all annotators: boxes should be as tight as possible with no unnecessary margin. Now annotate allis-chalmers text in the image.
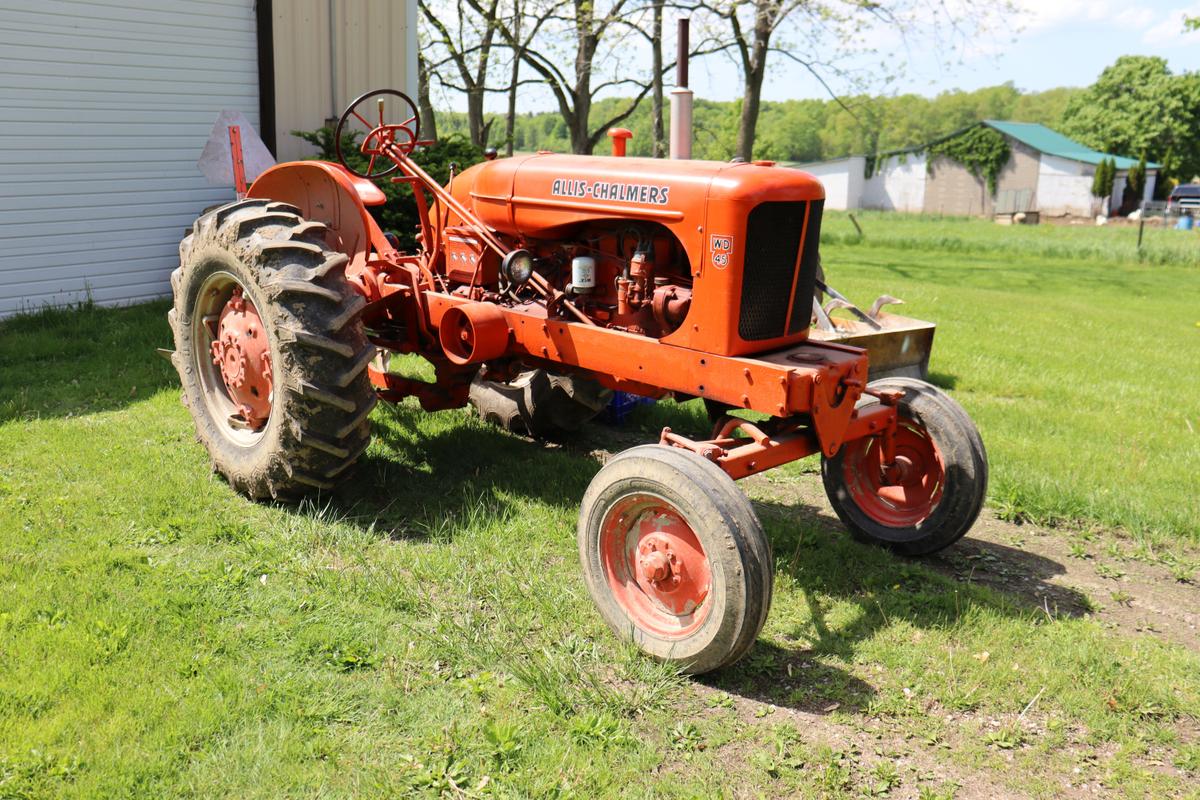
[550,178,671,205]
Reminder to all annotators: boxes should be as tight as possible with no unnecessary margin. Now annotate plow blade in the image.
[808,312,935,381]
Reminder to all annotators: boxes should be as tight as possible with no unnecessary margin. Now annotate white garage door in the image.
[0,0,260,317]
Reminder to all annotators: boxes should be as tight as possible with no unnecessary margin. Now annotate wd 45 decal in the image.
[709,234,733,269]
[551,178,670,206]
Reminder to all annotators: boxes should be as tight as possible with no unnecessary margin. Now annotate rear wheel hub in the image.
[208,287,272,429]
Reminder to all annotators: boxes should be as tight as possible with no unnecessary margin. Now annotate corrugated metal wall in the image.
[272,0,417,162]
[0,0,260,317]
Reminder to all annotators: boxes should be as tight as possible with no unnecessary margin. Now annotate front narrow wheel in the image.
[578,445,773,674]
[822,378,987,556]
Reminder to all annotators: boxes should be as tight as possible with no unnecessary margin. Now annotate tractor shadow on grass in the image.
[926,370,957,390]
[319,408,882,718]
[319,401,600,540]
[292,396,1086,720]
[0,301,179,423]
[758,494,1091,622]
[702,494,1089,714]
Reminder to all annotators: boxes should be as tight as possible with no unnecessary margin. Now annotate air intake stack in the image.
[669,18,693,160]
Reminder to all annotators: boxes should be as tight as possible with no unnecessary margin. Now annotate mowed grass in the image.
[816,211,1200,544]
[822,209,1200,267]
[0,217,1199,797]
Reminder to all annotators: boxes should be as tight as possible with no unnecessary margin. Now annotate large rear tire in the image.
[168,198,377,500]
[821,378,987,556]
[470,368,611,438]
[577,445,773,674]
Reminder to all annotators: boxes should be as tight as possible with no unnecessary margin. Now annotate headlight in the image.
[501,249,534,285]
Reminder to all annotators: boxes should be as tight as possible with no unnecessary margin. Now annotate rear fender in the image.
[247,161,393,281]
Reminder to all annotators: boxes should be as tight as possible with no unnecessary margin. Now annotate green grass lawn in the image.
[1,217,1200,797]
[823,209,1200,267]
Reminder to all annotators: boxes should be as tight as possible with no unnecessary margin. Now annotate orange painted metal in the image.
[600,492,712,636]
[368,363,473,411]
[659,402,897,480]
[447,153,826,357]
[438,302,511,365]
[209,288,272,428]
[228,125,248,199]
[840,407,945,526]
[607,127,633,157]
[421,292,863,425]
[242,121,898,481]
[247,160,392,288]
[443,226,500,285]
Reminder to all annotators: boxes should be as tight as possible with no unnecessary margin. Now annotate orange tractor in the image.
[168,90,986,674]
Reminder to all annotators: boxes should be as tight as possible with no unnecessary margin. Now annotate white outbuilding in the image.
[790,121,1158,218]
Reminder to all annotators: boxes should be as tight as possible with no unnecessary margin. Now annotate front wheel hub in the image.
[842,417,945,527]
[638,543,673,583]
[209,288,272,428]
[600,495,712,638]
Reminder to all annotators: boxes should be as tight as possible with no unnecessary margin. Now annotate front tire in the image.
[821,378,987,556]
[577,445,773,674]
[168,198,377,500]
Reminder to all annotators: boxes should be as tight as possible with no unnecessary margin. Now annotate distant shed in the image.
[790,121,1158,217]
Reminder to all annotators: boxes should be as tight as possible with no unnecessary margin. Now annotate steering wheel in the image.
[334,89,422,179]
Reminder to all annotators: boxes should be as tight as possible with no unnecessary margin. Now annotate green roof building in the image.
[791,121,1156,218]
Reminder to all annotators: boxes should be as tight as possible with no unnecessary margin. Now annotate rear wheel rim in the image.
[841,415,945,530]
[191,271,273,446]
[599,492,712,638]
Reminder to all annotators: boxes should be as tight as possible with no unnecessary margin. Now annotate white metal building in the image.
[0,0,415,318]
[791,121,1157,218]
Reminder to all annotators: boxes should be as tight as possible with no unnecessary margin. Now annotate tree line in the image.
[418,0,1010,159]
[436,82,1079,164]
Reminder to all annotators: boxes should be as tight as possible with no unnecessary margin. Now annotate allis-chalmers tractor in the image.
[169,90,987,674]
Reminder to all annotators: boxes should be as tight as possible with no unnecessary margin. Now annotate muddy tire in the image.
[470,368,611,438]
[578,445,773,674]
[821,378,987,556]
[168,198,377,500]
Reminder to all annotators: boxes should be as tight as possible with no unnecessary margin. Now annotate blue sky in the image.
[692,0,1200,103]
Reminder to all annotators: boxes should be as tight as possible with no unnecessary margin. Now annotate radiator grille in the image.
[737,200,823,341]
[788,199,823,335]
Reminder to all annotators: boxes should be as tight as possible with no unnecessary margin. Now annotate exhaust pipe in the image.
[669,18,692,160]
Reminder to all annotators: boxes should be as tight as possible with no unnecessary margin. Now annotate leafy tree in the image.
[494,0,550,156]
[1091,157,1115,201]
[465,0,716,154]
[692,0,1013,160]
[419,0,506,148]
[1012,86,1080,126]
[1125,153,1147,206]
[926,125,1011,195]
[1061,56,1200,185]
[417,52,439,141]
[649,0,667,158]
[432,81,1083,164]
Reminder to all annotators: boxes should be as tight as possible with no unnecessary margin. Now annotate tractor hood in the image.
[449,152,825,242]
[448,152,827,358]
